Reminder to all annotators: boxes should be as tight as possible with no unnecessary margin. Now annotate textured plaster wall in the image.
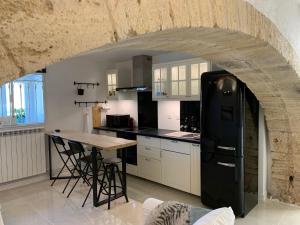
[1,0,300,204]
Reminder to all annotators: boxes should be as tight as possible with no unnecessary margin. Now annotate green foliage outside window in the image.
[14,108,25,124]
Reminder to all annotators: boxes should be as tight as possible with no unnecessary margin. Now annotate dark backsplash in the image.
[138,91,158,129]
[180,101,200,132]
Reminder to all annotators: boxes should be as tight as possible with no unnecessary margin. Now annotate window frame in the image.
[0,73,45,127]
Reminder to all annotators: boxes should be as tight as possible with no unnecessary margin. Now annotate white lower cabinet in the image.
[136,135,200,195]
[190,143,201,196]
[161,150,191,193]
[137,154,162,183]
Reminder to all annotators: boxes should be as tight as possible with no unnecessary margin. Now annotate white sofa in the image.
[142,198,235,225]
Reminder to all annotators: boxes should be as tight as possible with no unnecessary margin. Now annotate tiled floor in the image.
[0,175,300,225]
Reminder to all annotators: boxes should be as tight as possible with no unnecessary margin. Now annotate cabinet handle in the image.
[217,145,236,151]
[145,147,151,150]
[192,144,200,147]
[145,136,151,139]
[171,140,178,143]
[217,162,235,168]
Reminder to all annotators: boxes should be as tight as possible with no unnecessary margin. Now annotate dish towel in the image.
[82,107,92,133]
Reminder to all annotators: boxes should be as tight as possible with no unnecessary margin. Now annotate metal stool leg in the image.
[113,167,117,198]
[116,165,128,202]
[62,157,81,193]
[67,163,88,198]
[97,165,108,201]
[51,162,67,186]
[108,165,113,210]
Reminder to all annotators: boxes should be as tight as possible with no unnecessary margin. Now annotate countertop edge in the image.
[93,127,201,144]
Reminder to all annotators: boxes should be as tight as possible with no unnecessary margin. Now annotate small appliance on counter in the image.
[106,114,130,128]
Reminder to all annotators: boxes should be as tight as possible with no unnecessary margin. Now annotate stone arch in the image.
[0,0,299,203]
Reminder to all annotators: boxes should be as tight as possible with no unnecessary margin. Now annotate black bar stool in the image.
[51,136,80,193]
[97,157,128,209]
[67,140,103,207]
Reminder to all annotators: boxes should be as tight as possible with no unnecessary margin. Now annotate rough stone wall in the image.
[0,0,300,204]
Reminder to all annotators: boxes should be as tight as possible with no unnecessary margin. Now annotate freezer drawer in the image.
[201,153,244,216]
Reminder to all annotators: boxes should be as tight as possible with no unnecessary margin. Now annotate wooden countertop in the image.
[46,130,137,151]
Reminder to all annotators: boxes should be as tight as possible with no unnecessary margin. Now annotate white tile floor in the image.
[0,175,300,225]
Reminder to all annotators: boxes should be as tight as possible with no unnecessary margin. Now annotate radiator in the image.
[0,127,46,184]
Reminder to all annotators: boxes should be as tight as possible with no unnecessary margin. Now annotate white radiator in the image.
[0,128,46,184]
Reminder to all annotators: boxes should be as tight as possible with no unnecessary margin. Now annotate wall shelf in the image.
[74,81,100,88]
[74,100,107,107]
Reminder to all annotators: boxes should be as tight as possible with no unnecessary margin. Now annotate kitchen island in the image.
[46,130,137,207]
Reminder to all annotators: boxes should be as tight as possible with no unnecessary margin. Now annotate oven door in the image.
[117,132,137,165]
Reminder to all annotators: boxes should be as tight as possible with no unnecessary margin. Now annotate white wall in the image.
[157,101,180,130]
[45,56,112,170]
[45,57,110,132]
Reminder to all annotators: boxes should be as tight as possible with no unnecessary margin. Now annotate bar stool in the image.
[67,140,103,207]
[51,136,80,193]
[97,157,128,209]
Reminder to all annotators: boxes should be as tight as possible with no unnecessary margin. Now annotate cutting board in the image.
[92,105,101,127]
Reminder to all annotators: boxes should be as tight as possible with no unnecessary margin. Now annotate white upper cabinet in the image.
[171,65,187,97]
[190,62,209,98]
[153,66,168,99]
[106,70,118,99]
[152,58,210,101]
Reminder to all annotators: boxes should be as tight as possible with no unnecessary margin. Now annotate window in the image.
[0,73,45,125]
[107,71,117,97]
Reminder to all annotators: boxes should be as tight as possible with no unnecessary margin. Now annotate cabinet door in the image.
[190,62,209,98]
[153,67,168,99]
[161,150,191,192]
[137,154,162,183]
[171,65,187,97]
[107,70,118,99]
[190,143,201,196]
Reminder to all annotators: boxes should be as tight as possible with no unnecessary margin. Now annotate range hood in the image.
[116,55,152,92]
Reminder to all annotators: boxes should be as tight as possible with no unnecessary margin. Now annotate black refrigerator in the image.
[200,70,258,217]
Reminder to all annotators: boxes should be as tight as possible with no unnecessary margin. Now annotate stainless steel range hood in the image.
[116,55,152,92]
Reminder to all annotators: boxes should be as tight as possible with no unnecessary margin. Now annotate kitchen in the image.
[1,1,300,224]
[44,48,262,217]
[92,55,203,197]
[0,47,264,223]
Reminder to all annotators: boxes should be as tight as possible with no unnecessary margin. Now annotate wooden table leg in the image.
[91,147,98,207]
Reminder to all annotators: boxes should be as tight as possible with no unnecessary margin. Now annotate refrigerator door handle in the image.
[217,145,236,151]
[217,162,236,168]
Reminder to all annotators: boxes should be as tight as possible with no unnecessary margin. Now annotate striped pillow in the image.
[145,201,191,225]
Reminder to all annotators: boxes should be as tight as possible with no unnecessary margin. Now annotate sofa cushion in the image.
[144,201,191,225]
[193,207,235,225]
[143,198,164,221]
